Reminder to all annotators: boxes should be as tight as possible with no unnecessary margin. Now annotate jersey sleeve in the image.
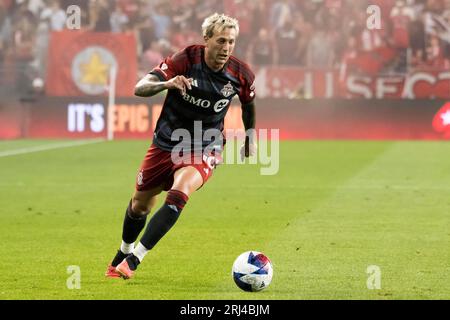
[238,69,256,105]
[149,50,189,81]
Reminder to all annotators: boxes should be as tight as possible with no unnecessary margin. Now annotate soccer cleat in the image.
[105,264,121,278]
[116,258,135,279]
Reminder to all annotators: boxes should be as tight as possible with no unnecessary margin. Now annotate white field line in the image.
[0,139,105,158]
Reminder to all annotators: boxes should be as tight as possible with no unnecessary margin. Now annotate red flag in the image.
[46,30,137,97]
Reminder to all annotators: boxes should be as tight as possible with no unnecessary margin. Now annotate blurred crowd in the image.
[0,0,449,93]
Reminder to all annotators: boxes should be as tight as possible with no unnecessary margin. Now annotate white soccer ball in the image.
[232,251,273,292]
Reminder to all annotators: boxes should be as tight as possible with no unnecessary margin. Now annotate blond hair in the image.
[201,13,240,38]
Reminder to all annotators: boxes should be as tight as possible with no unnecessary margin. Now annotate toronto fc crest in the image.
[221,81,235,97]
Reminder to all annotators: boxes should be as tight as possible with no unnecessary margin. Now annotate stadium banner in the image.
[254,67,450,99]
[45,31,137,97]
[0,101,25,139]
[0,97,449,140]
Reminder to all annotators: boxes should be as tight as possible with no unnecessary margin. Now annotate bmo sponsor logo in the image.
[68,103,104,133]
[182,93,211,108]
[182,93,230,113]
[67,103,150,133]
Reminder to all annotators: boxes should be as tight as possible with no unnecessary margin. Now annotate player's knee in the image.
[172,177,203,196]
[172,184,193,196]
[173,167,203,196]
[130,199,151,218]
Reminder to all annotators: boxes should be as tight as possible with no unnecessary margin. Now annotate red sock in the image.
[166,190,189,211]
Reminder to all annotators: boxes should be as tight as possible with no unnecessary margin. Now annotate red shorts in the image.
[135,144,221,192]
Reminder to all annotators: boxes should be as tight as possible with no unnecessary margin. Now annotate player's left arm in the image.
[237,63,257,160]
[241,100,257,160]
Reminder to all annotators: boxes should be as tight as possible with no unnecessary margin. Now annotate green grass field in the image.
[0,139,449,300]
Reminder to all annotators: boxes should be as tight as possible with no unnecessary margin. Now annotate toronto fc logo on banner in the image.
[71,46,118,95]
[221,81,235,98]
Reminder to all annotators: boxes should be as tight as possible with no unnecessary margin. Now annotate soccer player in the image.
[105,13,257,279]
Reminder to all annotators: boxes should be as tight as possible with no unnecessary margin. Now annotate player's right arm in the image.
[134,74,193,97]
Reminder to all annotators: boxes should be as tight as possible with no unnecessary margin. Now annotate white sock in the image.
[120,241,134,254]
[133,242,149,262]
